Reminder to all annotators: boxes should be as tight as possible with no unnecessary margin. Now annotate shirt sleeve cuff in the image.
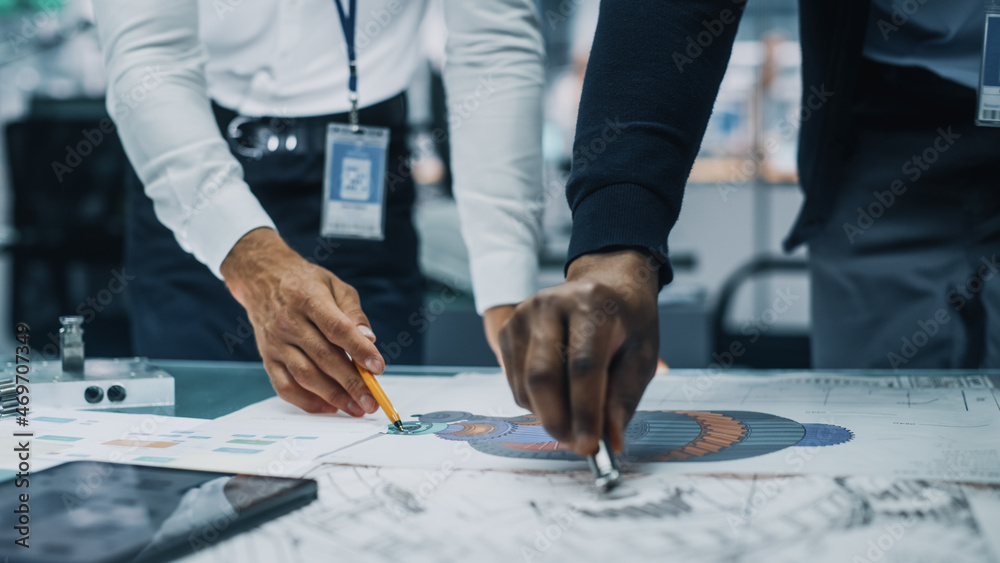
[184,181,277,280]
[567,183,676,288]
[470,249,539,315]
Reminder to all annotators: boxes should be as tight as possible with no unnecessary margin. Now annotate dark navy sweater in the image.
[564,0,871,286]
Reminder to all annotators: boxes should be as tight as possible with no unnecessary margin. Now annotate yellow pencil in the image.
[354,362,404,432]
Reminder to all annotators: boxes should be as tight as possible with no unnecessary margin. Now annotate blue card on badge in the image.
[321,123,389,240]
[978,10,1000,126]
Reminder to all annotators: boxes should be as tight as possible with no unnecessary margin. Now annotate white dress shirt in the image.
[90,0,544,314]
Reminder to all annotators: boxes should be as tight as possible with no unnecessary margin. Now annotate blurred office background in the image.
[0,0,810,368]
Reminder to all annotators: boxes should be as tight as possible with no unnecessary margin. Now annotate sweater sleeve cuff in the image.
[567,183,675,288]
[185,182,277,280]
[470,249,539,315]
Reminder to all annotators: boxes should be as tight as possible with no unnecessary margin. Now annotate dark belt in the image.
[212,92,408,161]
[853,58,977,127]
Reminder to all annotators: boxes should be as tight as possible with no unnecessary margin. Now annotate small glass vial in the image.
[59,315,85,373]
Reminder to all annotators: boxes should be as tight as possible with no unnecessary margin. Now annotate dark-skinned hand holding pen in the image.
[498,249,661,457]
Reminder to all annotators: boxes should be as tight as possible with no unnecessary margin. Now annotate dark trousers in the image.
[809,60,1000,369]
[125,93,424,364]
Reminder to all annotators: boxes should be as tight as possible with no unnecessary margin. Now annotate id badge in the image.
[977,4,1000,127]
[321,124,390,240]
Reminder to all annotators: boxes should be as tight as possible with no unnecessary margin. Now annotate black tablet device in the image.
[1,461,317,563]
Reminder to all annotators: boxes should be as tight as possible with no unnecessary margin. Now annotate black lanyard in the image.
[333,0,360,130]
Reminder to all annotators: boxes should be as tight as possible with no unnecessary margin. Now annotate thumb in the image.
[331,281,385,374]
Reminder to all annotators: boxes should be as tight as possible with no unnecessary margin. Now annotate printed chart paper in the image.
[0,409,206,479]
[310,373,1000,483]
[0,407,372,477]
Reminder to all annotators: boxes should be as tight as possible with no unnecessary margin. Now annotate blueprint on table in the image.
[180,465,1000,563]
[9,372,998,562]
[290,372,1000,483]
